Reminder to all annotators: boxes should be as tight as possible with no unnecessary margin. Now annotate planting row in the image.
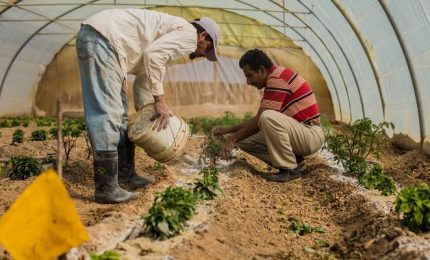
[322,118,430,233]
[2,114,429,234]
[186,111,252,135]
[0,116,56,128]
[1,111,251,133]
[144,165,222,240]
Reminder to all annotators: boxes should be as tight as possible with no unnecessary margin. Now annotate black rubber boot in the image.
[94,151,139,204]
[264,168,302,182]
[118,135,153,189]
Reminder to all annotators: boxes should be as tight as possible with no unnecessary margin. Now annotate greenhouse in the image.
[0,1,430,259]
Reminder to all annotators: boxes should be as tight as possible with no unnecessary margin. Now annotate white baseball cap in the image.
[192,17,220,61]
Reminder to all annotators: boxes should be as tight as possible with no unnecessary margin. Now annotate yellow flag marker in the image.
[0,169,89,260]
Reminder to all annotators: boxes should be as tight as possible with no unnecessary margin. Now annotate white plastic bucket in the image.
[128,104,190,163]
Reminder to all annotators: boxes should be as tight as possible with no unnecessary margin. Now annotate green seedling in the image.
[90,250,121,260]
[51,119,89,162]
[1,117,30,127]
[358,162,396,195]
[322,192,330,203]
[199,136,224,165]
[35,117,56,127]
[49,127,57,138]
[152,161,164,171]
[143,186,198,240]
[320,115,333,137]
[11,118,21,127]
[187,111,252,135]
[324,118,397,195]
[12,129,24,144]
[31,130,47,141]
[324,118,394,176]
[193,166,222,200]
[21,117,30,127]
[395,183,430,232]
[290,219,325,236]
[9,156,40,180]
[315,239,330,248]
[62,123,82,164]
[41,155,57,170]
[304,246,336,260]
[0,118,12,128]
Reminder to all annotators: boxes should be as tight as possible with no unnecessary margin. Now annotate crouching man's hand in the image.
[211,126,228,136]
[220,136,236,160]
[151,95,172,131]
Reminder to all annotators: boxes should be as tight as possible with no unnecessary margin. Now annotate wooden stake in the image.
[56,100,63,179]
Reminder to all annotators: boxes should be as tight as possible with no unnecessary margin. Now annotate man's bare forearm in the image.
[223,122,247,134]
[228,116,259,143]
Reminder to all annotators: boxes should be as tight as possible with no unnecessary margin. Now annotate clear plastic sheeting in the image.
[284,0,429,154]
[165,59,215,83]
[335,0,420,149]
[383,0,430,155]
[0,0,430,156]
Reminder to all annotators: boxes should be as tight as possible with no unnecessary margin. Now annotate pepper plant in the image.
[9,156,40,180]
[395,183,430,232]
[11,118,21,127]
[31,129,47,141]
[152,161,164,172]
[21,117,30,127]
[90,250,121,260]
[324,118,396,195]
[194,166,222,200]
[49,127,57,138]
[290,219,325,236]
[0,118,12,128]
[199,135,224,165]
[12,129,24,144]
[35,117,56,127]
[325,118,394,176]
[188,111,252,135]
[358,162,396,196]
[143,186,198,240]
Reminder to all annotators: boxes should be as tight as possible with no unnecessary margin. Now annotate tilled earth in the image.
[1,124,430,259]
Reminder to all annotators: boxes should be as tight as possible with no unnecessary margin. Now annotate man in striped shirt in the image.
[213,49,324,182]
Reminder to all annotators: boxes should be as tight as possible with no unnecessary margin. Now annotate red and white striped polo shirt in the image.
[260,65,320,124]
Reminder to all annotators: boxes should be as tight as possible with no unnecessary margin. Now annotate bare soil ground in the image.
[1,124,430,259]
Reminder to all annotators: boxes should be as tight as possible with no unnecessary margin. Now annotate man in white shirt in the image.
[76,9,220,204]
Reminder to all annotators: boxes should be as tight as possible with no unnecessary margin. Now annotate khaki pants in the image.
[237,110,324,169]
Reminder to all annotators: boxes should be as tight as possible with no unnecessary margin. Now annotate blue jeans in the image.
[76,25,128,151]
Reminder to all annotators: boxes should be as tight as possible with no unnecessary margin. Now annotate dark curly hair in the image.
[239,49,273,71]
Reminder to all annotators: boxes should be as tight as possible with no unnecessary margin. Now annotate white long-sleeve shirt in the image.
[82,9,197,96]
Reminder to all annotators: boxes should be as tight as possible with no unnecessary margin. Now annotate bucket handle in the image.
[168,118,184,148]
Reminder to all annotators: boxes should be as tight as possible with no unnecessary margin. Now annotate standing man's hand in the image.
[151,95,172,131]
